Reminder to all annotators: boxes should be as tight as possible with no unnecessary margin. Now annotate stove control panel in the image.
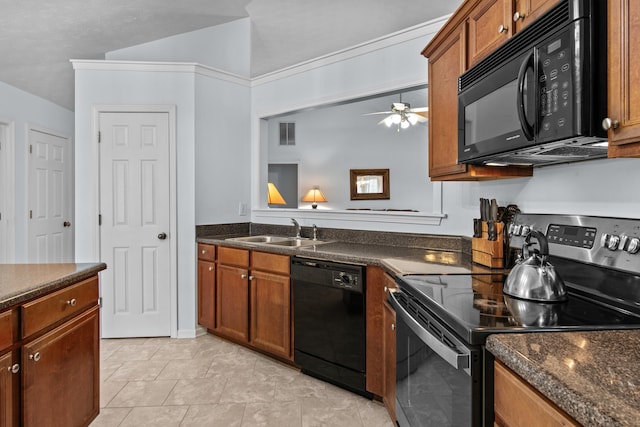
[508,213,640,274]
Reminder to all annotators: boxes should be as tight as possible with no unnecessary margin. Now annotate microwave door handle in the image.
[516,51,535,141]
[388,291,471,375]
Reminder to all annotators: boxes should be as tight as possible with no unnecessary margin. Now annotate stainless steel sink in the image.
[225,235,327,247]
[266,238,325,247]
[226,235,290,244]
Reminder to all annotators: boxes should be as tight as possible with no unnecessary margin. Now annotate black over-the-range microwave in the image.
[457,0,609,167]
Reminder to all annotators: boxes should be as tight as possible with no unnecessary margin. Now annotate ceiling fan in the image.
[363,94,428,131]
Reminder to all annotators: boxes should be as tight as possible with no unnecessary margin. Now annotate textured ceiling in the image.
[0,0,461,110]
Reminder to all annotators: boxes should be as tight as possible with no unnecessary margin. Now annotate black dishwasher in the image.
[291,256,370,398]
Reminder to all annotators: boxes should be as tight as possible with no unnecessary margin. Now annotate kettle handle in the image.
[525,230,549,257]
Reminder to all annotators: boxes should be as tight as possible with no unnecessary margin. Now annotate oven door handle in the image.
[388,291,471,375]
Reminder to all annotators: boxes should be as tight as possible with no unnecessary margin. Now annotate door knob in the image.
[602,117,619,131]
[63,221,71,227]
[158,232,167,240]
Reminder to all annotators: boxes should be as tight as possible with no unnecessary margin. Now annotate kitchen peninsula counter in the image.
[487,330,640,427]
[0,263,107,310]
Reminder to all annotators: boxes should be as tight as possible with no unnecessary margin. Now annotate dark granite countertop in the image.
[196,234,487,275]
[0,263,107,310]
[487,331,640,427]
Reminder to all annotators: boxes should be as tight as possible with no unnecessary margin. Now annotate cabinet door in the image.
[467,0,512,66]
[215,264,249,342]
[513,0,560,32]
[22,306,99,427]
[383,300,396,423]
[0,351,19,427]
[197,260,216,330]
[429,25,468,179]
[249,270,291,360]
[607,0,640,156]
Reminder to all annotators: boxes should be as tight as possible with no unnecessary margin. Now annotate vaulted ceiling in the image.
[0,0,461,110]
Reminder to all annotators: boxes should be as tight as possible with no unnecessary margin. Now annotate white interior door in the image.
[27,129,73,263]
[99,111,171,338]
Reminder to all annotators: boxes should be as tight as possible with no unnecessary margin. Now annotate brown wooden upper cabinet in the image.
[467,0,513,66]
[606,0,640,158]
[513,0,561,32]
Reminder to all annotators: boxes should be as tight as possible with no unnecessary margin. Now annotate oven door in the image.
[389,290,481,427]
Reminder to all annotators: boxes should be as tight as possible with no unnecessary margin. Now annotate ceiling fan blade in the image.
[407,112,428,123]
[410,107,429,113]
[362,111,392,116]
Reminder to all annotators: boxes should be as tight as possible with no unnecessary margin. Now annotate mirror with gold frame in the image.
[350,169,390,200]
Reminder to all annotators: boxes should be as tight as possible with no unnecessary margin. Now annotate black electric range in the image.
[391,213,640,427]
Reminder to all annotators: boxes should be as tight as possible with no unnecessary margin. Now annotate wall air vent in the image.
[279,122,295,146]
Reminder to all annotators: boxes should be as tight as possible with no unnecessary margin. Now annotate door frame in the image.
[26,124,74,262]
[93,105,178,338]
[0,119,15,262]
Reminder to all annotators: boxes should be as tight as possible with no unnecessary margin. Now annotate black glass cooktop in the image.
[398,272,640,345]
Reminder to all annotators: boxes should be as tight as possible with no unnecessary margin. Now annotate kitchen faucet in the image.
[291,218,301,238]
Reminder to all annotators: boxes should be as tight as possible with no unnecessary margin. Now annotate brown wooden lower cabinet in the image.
[22,305,99,427]
[215,263,250,342]
[0,350,19,427]
[197,259,216,330]
[494,360,580,427]
[249,269,291,359]
[382,299,396,422]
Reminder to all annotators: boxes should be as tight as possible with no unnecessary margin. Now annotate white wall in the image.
[0,80,74,262]
[106,18,251,77]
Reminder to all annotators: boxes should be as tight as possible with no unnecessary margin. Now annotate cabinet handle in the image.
[66,298,77,307]
[513,11,525,21]
[602,117,619,131]
[29,352,41,362]
[498,24,508,34]
[208,266,214,272]
[8,364,19,374]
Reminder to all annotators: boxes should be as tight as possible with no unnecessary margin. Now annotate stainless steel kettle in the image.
[503,230,567,302]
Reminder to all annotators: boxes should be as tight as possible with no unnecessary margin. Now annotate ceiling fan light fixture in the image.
[383,116,395,127]
[407,113,419,125]
[391,114,401,125]
[400,119,410,129]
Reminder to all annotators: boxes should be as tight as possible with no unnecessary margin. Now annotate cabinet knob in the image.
[8,364,19,374]
[391,324,395,331]
[602,117,619,131]
[201,249,206,254]
[66,298,77,307]
[498,24,508,34]
[384,286,388,293]
[208,266,214,272]
[241,274,247,279]
[513,11,525,21]
[29,352,41,362]
[249,275,255,281]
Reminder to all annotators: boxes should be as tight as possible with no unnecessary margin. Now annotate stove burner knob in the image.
[607,234,621,251]
[627,237,640,254]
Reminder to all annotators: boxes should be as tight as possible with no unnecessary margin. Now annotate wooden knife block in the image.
[472,221,504,268]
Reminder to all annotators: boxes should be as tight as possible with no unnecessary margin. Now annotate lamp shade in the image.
[302,186,327,209]
[267,182,287,205]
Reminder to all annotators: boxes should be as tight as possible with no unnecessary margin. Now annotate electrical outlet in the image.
[238,203,248,216]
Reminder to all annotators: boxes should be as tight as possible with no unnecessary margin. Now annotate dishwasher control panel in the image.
[332,271,360,290]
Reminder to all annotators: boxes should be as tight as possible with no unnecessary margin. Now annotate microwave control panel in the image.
[537,27,574,142]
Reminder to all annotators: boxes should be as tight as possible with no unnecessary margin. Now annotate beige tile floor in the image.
[91,334,395,426]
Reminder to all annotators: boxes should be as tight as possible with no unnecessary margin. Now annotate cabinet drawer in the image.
[251,251,290,275]
[0,310,16,352]
[198,243,216,261]
[22,276,99,338]
[218,246,249,267]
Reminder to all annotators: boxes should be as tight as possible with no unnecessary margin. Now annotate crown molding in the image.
[70,60,252,87]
